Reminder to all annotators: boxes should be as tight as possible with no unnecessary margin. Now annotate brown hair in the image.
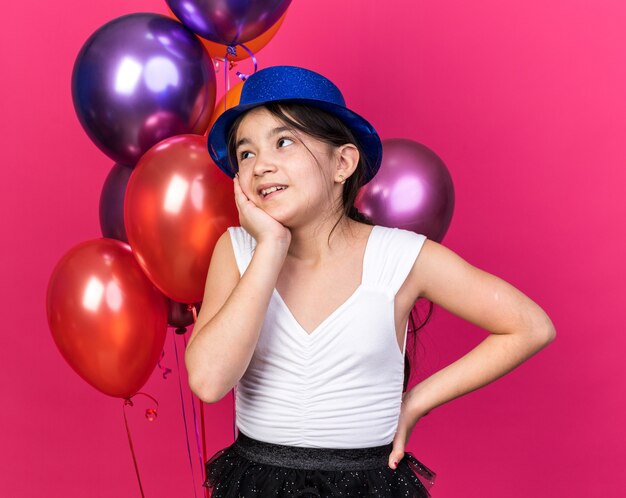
[226,101,433,392]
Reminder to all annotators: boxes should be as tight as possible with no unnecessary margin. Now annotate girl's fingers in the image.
[233,174,251,212]
[233,177,244,213]
[233,175,245,201]
[236,176,251,201]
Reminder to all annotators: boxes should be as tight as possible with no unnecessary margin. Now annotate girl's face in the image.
[233,106,338,225]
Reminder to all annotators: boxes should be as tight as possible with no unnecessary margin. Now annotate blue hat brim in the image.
[207,98,382,186]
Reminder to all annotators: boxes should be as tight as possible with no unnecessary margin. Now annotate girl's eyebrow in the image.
[235,126,293,150]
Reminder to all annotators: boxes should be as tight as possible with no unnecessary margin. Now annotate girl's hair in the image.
[226,102,433,392]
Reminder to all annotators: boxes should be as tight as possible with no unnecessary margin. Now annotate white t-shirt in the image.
[227,224,427,448]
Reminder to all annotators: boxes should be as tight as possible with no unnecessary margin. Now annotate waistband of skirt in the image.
[232,430,393,471]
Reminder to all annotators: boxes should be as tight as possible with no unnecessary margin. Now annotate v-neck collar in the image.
[272,225,378,338]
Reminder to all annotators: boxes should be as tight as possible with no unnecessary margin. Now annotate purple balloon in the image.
[167,0,292,45]
[72,13,216,165]
[99,163,133,243]
[356,138,454,242]
[167,300,202,328]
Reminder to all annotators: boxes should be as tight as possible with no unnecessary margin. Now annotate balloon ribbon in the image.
[157,349,172,379]
[220,43,258,113]
[173,328,200,498]
[186,304,210,498]
[122,392,159,498]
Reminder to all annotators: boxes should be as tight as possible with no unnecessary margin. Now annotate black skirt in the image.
[203,430,436,497]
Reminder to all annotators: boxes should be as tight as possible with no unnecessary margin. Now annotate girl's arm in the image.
[185,231,289,403]
[402,239,556,419]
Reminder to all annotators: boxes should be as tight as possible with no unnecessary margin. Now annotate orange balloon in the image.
[46,239,168,399]
[125,134,238,303]
[202,10,288,61]
[205,81,244,136]
[165,9,287,62]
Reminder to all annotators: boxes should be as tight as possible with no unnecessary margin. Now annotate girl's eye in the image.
[277,136,294,147]
[238,137,294,161]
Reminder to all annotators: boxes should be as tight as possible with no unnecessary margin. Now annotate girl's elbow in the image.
[528,323,556,349]
[528,310,556,345]
[188,370,232,404]
[538,312,557,344]
[542,326,557,344]
[188,376,222,404]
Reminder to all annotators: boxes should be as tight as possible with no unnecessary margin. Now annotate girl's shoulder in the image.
[229,224,426,252]
[225,226,258,277]
[368,224,427,244]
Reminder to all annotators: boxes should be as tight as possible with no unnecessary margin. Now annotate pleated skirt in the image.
[203,430,436,497]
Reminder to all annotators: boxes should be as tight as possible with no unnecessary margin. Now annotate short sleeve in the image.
[372,227,427,296]
[227,226,258,277]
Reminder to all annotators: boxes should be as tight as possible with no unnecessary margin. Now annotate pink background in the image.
[2,0,624,496]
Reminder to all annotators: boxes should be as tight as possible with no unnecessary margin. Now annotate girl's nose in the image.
[253,150,279,175]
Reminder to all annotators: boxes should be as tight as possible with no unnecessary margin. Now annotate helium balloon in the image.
[125,134,238,303]
[356,138,454,242]
[167,0,292,45]
[201,10,288,61]
[46,239,168,399]
[72,13,217,165]
[168,300,201,328]
[99,163,133,243]
[205,81,244,136]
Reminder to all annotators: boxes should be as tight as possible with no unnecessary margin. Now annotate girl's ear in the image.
[335,143,360,181]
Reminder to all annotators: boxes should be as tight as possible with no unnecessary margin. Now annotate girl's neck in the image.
[286,217,363,264]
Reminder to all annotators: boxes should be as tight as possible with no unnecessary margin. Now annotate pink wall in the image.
[2,0,623,496]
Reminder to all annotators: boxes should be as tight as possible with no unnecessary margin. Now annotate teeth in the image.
[261,186,287,196]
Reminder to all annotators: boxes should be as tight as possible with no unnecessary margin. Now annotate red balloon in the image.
[46,239,168,399]
[125,134,238,303]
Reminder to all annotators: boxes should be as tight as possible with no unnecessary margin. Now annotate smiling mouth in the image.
[261,186,288,199]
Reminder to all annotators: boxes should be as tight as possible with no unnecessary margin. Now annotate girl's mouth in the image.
[261,186,288,200]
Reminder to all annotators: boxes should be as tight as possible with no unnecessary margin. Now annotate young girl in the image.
[185,65,556,497]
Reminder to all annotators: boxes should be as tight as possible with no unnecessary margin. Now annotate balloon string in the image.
[122,392,159,498]
[186,304,209,497]
[200,399,209,472]
[233,384,238,441]
[189,303,198,323]
[157,349,172,379]
[182,332,207,491]
[218,43,258,119]
[173,329,199,498]
[223,57,228,113]
[234,43,258,81]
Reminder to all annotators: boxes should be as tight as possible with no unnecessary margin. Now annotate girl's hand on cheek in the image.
[233,175,291,246]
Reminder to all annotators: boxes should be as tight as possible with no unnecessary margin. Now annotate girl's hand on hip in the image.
[234,174,291,246]
[388,392,425,470]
